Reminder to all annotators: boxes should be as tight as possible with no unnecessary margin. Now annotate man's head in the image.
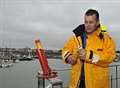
[84,9,100,34]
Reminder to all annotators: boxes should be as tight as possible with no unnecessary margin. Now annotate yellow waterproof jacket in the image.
[62,28,116,88]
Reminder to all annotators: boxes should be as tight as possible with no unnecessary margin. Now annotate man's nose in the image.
[86,23,90,27]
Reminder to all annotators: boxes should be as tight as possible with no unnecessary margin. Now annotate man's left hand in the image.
[79,49,86,61]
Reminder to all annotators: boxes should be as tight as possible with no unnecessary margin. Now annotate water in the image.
[0,59,120,88]
[0,59,71,88]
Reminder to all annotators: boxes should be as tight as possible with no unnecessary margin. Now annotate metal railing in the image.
[110,64,120,88]
[55,64,120,88]
[37,62,120,88]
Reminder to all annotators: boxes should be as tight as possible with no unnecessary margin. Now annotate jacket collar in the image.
[73,24,102,37]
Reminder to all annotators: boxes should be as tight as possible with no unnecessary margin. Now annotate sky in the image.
[0,0,120,50]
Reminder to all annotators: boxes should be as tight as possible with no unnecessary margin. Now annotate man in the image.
[62,9,116,88]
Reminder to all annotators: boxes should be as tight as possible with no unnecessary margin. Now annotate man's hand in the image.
[79,49,86,61]
[67,55,76,65]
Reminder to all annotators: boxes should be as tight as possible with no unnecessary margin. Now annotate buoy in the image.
[35,39,57,79]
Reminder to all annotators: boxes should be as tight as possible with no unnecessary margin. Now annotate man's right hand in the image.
[67,55,76,65]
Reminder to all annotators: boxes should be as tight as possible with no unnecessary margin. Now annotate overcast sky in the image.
[0,0,120,50]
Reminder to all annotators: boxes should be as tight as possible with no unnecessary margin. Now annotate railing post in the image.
[38,77,45,88]
[111,75,112,88]
[37,71,63,88]
[48,78,63,88]
[37,77,63,88]
[116,66,118,88]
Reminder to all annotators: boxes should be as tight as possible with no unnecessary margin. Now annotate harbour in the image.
[0,58,120,88]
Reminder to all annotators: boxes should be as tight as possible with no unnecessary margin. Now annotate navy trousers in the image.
[79,62,85,88]
[79,80,85,88]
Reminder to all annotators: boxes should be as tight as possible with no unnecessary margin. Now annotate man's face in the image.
[84,14,99,33]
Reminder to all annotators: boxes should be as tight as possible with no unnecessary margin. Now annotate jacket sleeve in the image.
[96,35,116,67]
[86,34,116,67]
[62,36,74,63]
[62,36,80,63]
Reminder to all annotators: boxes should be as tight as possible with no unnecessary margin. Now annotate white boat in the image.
[0,63,13,68]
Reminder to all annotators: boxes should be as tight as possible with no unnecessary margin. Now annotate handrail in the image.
[38,58,120,88]
[109,64,120,88]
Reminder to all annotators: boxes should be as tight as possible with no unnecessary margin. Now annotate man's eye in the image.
[89,21,93,24]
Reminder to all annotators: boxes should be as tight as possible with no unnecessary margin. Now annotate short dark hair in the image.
[85,9,99,21]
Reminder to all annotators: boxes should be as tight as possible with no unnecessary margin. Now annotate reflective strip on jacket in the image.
[62,28,116,88]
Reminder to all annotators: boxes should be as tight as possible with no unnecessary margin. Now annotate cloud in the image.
[1,0,120,50]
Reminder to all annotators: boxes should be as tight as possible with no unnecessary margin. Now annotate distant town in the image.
[0,47,61,60]
[0,47,120,60]
[0,47,120,68]
[0,47,61,68]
